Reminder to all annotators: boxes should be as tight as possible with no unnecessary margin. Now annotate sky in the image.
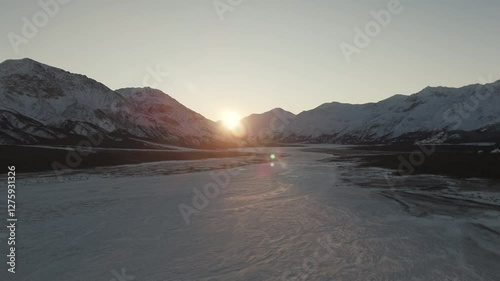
[1,0,500,121]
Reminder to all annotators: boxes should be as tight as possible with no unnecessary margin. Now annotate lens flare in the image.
[231,125,247,139]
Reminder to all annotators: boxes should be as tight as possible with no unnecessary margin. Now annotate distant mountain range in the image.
[242,82,500,145]
[240,108,296,142]
[0,58,232,148]
[0,58,499,147]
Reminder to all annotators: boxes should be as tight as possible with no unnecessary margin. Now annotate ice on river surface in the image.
[5,146,500,281]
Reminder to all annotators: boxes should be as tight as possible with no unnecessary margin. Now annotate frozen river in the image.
[3,146,499,280]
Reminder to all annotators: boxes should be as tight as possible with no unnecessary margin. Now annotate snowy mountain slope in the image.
[239,108,295,142]
[283,81,500,143]
[0,109,64,144]
[115,87,231,144]
[1,58,498,147]
[0,58,122,130]
[0,58,232,147]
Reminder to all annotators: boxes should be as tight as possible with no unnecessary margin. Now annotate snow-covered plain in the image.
[2,145,500,281]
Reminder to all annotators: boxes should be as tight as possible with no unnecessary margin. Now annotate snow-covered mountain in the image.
[114,87,231,145]
[281,81,500,144]
[239,81,500,144]
[0,58,232,147]
[239,108,295,143]
[2,58,498,147]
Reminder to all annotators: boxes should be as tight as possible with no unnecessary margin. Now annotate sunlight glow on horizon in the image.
[1,1,499,120]
[221,111,241,131]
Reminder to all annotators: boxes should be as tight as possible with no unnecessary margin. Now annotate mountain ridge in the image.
[1,58,499,147]
[240,80,500,144]
[0,58,233,148]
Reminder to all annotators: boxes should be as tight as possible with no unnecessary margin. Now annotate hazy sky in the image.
[1,0,499,121]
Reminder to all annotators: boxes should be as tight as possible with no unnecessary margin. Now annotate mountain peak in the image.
[0,60,231,147]
[1,57,38,64]
[0,58,50,74]
[270,107,287,112]
[117,86,166,92]
[115,87,176,102]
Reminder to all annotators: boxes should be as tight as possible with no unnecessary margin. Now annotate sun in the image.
[221,111,241,130]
